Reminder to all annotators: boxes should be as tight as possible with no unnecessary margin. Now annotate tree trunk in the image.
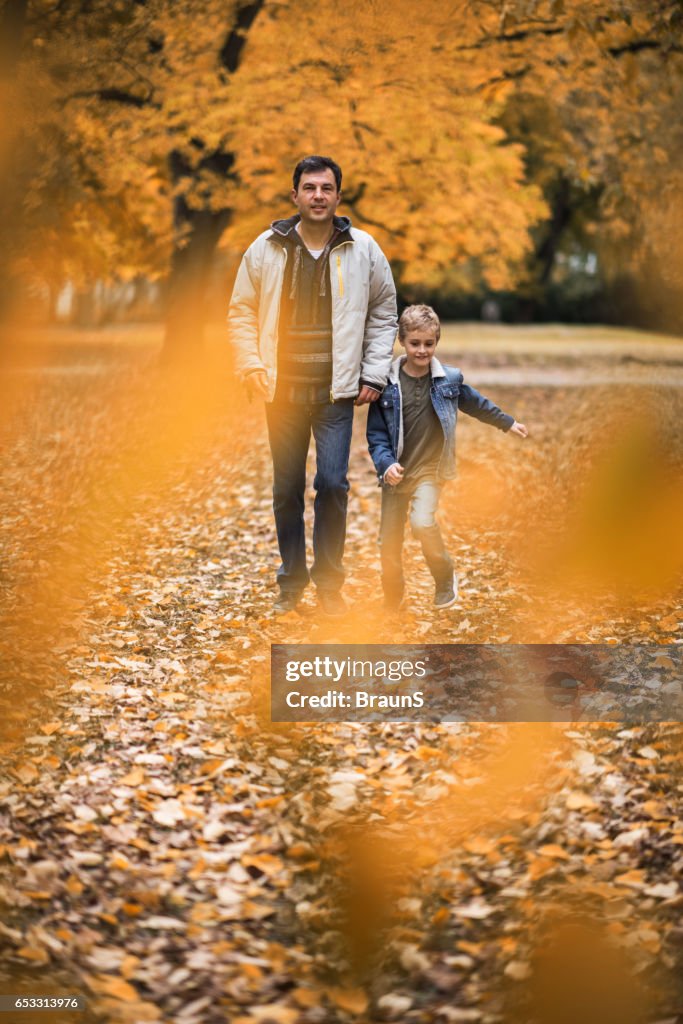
[159,0,267,362]
[161,0,265,362]
[162,207,231,362]
[0,0,28,332]
[536,177,572,286]
[0,0,27,78]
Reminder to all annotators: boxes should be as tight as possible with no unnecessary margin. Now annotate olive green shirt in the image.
[397,366,443,486]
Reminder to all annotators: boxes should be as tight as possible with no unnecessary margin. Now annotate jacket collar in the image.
[388,354,447,384]
[269,213,352,238]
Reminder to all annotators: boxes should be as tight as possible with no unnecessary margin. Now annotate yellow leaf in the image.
[91,976,139,1002]
[189,903,217,924]
[108,602,130,617]
[13,763,39,784]
[40,721,62,735]
[122,903,143,917]
[255,796,282,809]
[326,987,369,1014]
[248,1006,300,1024]
[158,691,187,704]
[292,987,320,1008]
[528,857,557,881]
[463,837,496,856]
[242,963,263,981]
[287,843,315,860]
[635,927,661,953]
[413,842,440,868]
[658,615,680,631]
[414,745,441,760]
[242,900,275,920]
[538,844,570,860]
[457,940,484,956]
[120,956,140,980]
[95,998,160,1022]
[109,854,131,870]
[242,853,283,877]
[17,946,49,964]
[641,801,669,820]
[615,869,646,888]
[194,759,225,776]
[566,791,597,810]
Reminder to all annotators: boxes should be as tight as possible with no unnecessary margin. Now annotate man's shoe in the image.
[273,591,301,615]
[318,591,347,617]
[434,572,458,609]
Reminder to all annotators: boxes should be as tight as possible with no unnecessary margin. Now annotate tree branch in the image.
[473,65,531,90]
[454,23,565,53]
[61,88,153,107]
[608,39,683,56]
[219,0,265,73]
[343,194,405,239]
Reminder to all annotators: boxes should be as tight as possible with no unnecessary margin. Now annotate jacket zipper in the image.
[271,247,288,400]
[329,241,352,403]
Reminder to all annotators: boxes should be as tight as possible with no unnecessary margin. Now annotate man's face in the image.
[291,168,341,226]
[401,327,439,375]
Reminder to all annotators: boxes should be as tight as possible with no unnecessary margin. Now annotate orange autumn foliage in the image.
[1,0,681,319]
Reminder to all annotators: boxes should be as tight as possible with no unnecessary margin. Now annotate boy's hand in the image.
[384,463,404,486]
[245,370,269,401]
[509,421,528,439]
[355,385,381,406]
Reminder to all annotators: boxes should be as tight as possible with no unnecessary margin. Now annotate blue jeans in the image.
[379,479,453,602]
[265,398,354,594]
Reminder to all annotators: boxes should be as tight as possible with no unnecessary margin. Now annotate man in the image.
[228,155,397,615]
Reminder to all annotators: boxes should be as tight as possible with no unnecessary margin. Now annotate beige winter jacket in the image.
[227,216,398,402]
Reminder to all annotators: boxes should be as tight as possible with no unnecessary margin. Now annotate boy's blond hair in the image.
[398,304,441,341]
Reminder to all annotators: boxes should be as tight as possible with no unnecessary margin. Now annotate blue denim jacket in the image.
[366,355,514,483]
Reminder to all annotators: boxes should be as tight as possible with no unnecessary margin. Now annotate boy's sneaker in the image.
[434,572,458,609]
[318,590,347,617]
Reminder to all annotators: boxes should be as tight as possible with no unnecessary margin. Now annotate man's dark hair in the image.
[293,155,342,193]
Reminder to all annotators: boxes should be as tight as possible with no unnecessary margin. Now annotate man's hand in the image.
[355,385,381,407]
[245,370,269,401]
[509,421,529,438]
[384,463,404,486]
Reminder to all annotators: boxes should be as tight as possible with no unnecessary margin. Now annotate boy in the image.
[366,305,528,611]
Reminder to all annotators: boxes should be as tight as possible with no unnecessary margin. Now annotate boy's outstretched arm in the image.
[458,383,517,432]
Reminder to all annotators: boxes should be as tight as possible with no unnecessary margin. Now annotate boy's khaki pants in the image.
[379,478,453,602]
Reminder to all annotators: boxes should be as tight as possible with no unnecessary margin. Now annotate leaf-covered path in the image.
[1,330,682,1023]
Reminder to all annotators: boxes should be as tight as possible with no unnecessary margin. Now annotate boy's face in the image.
[401,326,439,375]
